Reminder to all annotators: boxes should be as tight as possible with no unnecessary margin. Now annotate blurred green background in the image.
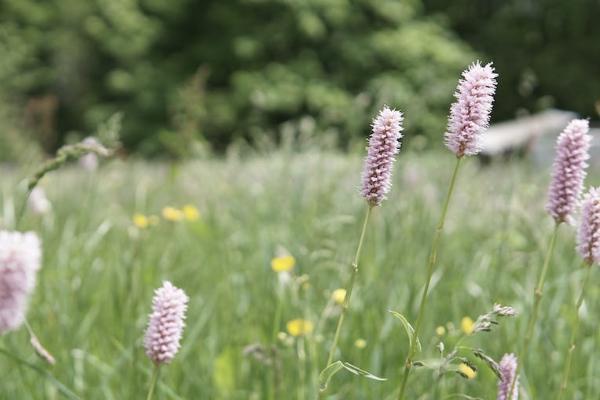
[1,0,599,158]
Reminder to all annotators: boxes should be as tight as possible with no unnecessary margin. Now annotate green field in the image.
[1,151,598,399]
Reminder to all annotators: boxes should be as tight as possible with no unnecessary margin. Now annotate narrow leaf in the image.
[341,362,386,381]
[389,310,421,352]
[318,361,344,391]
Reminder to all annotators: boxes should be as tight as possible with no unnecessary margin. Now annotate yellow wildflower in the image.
[182,204,200,221]
[461,317,475,335]
[331,288,347,305]
[271,255,295,273]
[435,326,446,336]
[132,213,149,229]
[286,319,313,337]
[162,207,184,222]
[354,338,367,349]
[458,363,477,379]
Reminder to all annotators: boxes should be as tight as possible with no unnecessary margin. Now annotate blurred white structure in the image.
[480,109,576,158]
[79,137,100,171]
[28,187,51,215]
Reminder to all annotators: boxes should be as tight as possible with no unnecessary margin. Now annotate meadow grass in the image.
[0,151,598,399]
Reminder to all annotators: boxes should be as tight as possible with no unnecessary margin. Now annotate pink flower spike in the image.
[0,231,42,334]
[577,187,600,265]
[546,119,591,224]
[361,106,403,207]
[445,61,497,157]
[144,281,189,365]
[497,353,518,400]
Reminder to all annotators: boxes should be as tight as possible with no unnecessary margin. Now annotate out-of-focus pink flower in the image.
[0,231,42,334]
[577,187,600,264]
[144,281,188,364]
[546,119,591,224]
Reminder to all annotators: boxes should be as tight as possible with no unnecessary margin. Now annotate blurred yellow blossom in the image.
[436,326,446,336]
[133,213,149,229]
[461,317,475,335]
[286,319,313,337]
[458,363,477,379]
[271,255,295,272]
[162,207,184,222]
[182,204,200,221]
[331,288,346,305]
[354,338,367,349]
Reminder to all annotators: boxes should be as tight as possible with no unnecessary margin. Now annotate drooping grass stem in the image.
[557,261,593,400]
[396,157,462,400]
[146,364,160,400]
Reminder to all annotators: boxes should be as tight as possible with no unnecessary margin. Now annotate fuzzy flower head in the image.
[497,353,518,400]
[577,187,600,264]
[144,281,189,365]
[444,61,497,157]
[546,119,591,224]
[361,106,403,206]
[0,231,42,334]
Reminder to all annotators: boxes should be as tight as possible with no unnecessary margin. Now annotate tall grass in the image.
[0,151,598,399]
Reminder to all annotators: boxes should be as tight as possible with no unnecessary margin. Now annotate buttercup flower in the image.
[271,255,295,273]
[162,207,184,222]
[331,288,346,305]
[286,319,313,337]
[182,205,200,222]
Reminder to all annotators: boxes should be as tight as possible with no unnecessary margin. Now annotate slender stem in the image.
[146,364,160,400]
[396,157,462,400]
[557,262,593,400]
[522,223,560,356]
[510,222,560,399]
[318,204,372,397]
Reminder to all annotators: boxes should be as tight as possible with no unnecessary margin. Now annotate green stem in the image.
[396,157,462,400]
[318,204,372,396]
[146,364,160,400]
[557,262,593,400]
[510,222,560,399]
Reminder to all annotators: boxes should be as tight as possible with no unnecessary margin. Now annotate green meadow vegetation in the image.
[1,149,598,399]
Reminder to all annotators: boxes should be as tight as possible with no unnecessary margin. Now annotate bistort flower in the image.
[577,187,600,264]
[497,353,518,400]
[0,231,42,334]
[361,106,403,206]
[444,61,497,157]
[546,119,591,224]
[144,281,189,364]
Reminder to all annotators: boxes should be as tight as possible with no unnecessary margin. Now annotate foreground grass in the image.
[0,151,598,399]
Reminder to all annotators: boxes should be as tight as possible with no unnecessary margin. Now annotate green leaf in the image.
[341,362,386,381]
[318,361,344,391]
[389,310,421,352]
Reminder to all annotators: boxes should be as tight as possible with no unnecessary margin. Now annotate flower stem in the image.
[146,364,160,400]
[318,204,372,396]
[557,261,593,400]
[510,222,560,399]
[396,157,462,400]
[522,223,560,357]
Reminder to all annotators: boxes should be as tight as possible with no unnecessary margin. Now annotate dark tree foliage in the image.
[1,0,476,156]
[423,0,600,122]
